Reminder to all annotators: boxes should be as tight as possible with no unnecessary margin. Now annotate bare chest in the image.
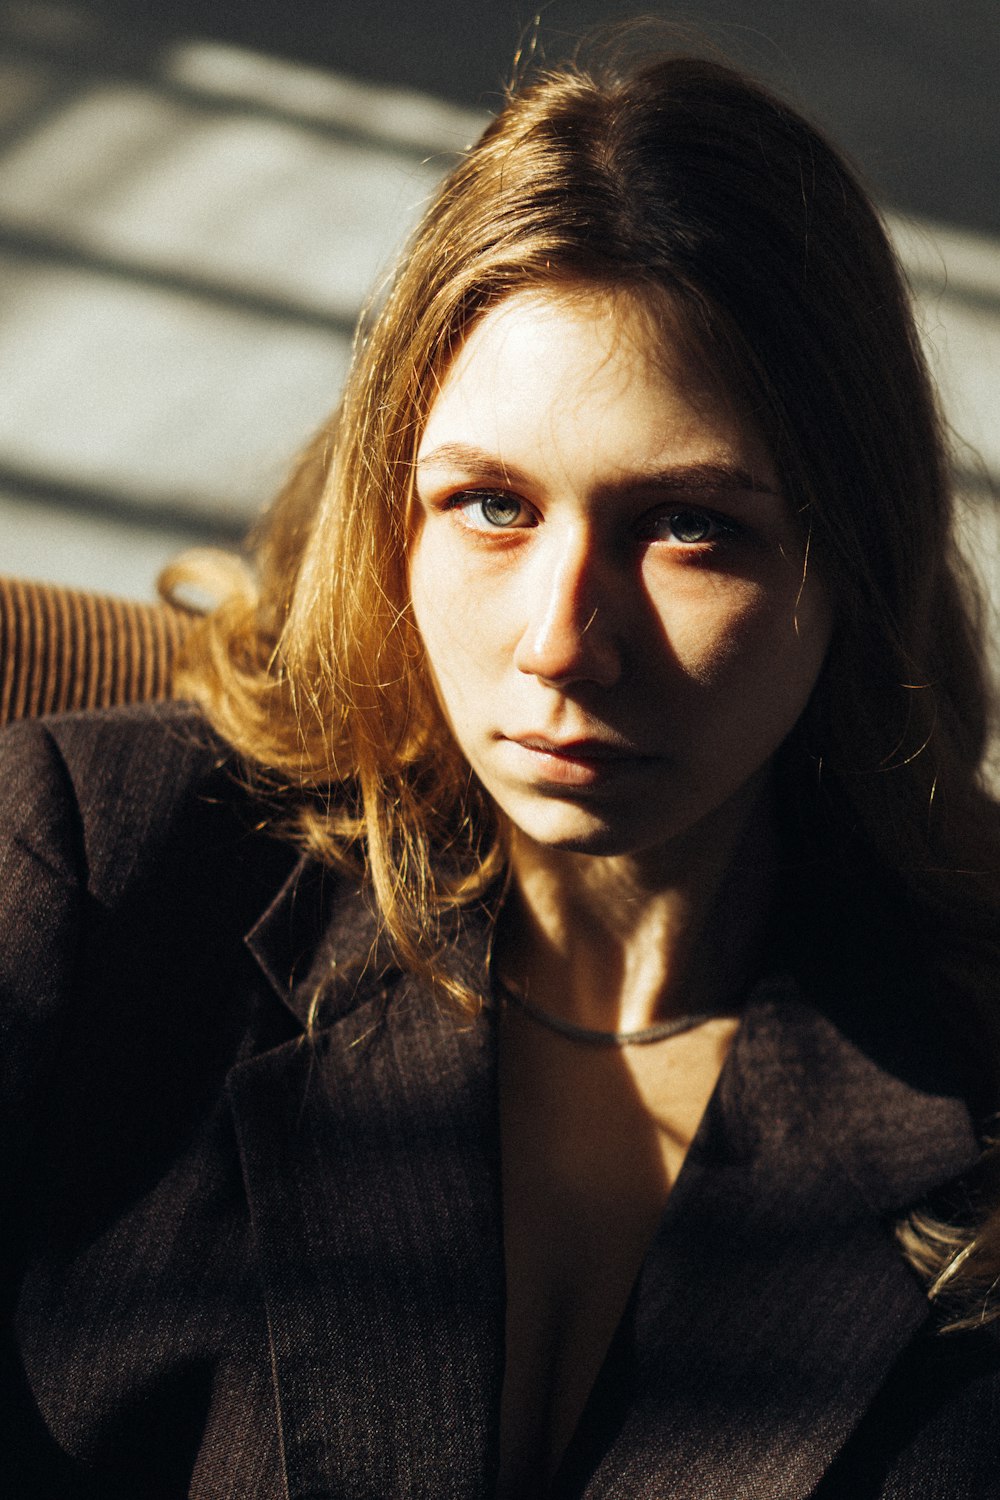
[495,1017,736,1495]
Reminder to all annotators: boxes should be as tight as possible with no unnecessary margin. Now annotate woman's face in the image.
[409,286,832,863]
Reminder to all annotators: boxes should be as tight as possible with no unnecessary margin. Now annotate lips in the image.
[498,734,660,790]
[507,734,651,761]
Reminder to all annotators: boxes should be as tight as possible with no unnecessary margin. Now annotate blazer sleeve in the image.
[0,703,226,1201]
[0,719,86,1194]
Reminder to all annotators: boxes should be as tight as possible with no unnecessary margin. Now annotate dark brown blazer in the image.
[1,703,998,1498]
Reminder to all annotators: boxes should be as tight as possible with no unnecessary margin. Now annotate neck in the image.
[496,779,778,1036]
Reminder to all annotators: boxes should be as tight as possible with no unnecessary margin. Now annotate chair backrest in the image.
[0,576,196,727]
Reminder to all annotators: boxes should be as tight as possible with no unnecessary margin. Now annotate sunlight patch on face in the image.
[409,282,832,868]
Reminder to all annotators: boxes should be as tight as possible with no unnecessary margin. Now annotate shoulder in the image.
[0,703,297,1153]
[0,698,300,944]
[0,701,233,903]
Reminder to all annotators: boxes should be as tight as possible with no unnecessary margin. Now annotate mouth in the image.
[511,735,649,761]
[501,733,659,787]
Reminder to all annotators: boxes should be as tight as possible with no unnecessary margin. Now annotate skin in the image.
[408,284,834,1489]
[410,284,832,1028]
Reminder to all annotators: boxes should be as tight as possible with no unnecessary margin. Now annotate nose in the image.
[512,529,624,689]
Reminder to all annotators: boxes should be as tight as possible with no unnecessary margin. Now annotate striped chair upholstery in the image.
[0,576,196,727]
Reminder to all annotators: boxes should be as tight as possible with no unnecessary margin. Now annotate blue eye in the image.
[670,510,713,543]
[648,508,739,545]
[453,492,533,529]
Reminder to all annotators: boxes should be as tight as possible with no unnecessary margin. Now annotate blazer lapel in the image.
[232,861,981,1500]
[229,863,506,1499]
[554,975,981,1499]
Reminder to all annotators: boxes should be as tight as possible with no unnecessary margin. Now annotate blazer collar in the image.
[244,854,381,1028]
[553,975,980,1498]
[237,869,980,1499]
[244,853,498,1029]
[236,860,505,1498]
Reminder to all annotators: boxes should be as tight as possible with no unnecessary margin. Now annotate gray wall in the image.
[0,1,997,599]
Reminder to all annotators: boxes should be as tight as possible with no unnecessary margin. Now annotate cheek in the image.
[659,579,776,684]
[409,536,497,723]
[663,575,831,720]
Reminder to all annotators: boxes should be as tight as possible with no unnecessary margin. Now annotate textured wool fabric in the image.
[0,575,194,725]
[1,703,999,1498]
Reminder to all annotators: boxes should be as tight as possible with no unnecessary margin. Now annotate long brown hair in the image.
[165,46,1000,1320]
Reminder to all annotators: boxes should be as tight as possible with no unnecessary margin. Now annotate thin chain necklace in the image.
[492,972,730,1047]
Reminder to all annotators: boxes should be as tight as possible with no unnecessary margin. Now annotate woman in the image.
[2,42,999,1500]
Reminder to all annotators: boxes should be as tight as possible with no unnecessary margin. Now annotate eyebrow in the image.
[415,442,778,497]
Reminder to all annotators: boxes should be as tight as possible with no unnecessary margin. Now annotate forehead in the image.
[428,284,692,405]
[416,284,767,483]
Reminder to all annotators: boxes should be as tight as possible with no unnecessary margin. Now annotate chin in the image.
[504,800,674,859]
